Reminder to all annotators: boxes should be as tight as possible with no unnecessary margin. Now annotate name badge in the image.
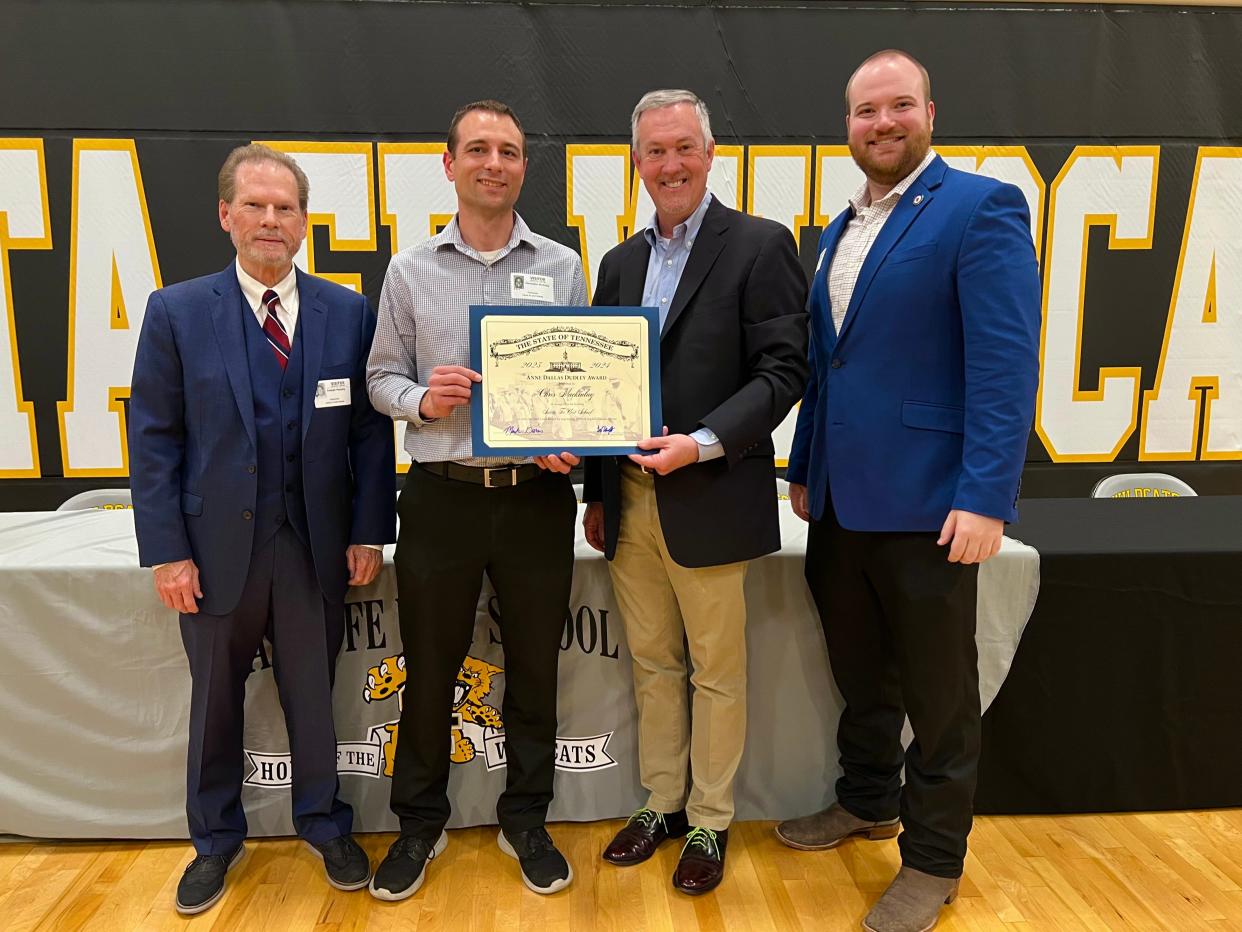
[815,248,827,273]
[314,378,351,408]
[510,272,554,303]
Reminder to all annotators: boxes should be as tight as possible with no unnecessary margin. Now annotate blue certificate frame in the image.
[469,305,662,457]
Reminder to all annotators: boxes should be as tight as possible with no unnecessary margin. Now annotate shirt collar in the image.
[433,211,538,260]
[643,190,713,248]
[848,148,937,215]
[235,259,297,312]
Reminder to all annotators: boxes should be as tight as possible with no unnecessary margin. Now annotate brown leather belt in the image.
[416,461,542,489]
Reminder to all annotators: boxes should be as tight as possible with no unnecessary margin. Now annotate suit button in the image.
[285,484,294,492]
[831,358,843,369]
[246,464,256,474]
[283,389,293,398]
[242,509,253,520]
[286,454,295,463]
[286,420,296,430]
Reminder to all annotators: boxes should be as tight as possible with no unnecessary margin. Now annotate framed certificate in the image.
[469,305,662,456]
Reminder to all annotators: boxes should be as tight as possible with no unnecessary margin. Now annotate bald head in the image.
[845,49,931,113]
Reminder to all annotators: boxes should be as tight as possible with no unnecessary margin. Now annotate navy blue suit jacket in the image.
[129,265,396,614]
[786,156,1041,530]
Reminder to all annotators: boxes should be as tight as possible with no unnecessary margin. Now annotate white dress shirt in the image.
[236,259,299,334]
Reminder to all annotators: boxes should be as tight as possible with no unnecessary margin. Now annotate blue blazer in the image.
[786,156,1041,531]
[129,265,396,614]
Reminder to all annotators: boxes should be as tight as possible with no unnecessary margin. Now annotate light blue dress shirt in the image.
[641,191,723,461]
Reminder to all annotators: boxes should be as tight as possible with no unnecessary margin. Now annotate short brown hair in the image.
[447,100,526,157]
[845,49,932,113]
[218,144,310,212]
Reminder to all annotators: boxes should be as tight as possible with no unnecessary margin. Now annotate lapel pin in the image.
[913,194,924,205]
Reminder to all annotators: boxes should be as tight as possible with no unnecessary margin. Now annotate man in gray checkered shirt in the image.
[365,100,586,901]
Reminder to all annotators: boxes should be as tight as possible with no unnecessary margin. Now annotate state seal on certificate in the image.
[468,306,662,456]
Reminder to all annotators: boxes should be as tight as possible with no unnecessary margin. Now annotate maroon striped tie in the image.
[261,289,291,370]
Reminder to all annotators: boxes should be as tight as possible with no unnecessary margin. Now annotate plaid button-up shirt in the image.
[366,213,587,466]
[827,148,936,334]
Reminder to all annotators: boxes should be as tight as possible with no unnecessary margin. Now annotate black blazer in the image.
[583,197,809,567]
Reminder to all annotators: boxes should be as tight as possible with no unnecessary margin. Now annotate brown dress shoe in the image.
[672,827,727,895]
[775,802,900,850]
[602,808,689,865]
[863,866,960,932]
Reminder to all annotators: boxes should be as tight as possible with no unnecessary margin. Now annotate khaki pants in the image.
[608,463,748,830]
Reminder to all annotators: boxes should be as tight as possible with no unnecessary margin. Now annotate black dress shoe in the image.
[673,827,728,895]
[307,834,371,891]
[174,844,244,915]
[602,808,690,865]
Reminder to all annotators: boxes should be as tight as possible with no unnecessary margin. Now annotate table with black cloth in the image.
[975,496,1242,814]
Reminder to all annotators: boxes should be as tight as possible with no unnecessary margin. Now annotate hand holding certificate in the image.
[469,306,662,457]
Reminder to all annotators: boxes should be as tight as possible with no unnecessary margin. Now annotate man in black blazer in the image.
[542,89,807,894]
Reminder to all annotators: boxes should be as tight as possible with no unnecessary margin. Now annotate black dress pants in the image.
[804,502,980,878]
[388,465,576,839]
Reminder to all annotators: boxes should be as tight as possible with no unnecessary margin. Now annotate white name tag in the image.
[314,378,351,408]
[510,272,554,303]
[815,248,827,273]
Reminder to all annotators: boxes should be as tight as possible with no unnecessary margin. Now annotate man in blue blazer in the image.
[777,52,1040,932]
[129,145,395,915]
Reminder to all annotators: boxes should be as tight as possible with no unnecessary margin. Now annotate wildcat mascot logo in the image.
[244,651,615,787]
[362,653,506,775]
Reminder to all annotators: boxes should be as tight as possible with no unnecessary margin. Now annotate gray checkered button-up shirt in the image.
[366,213,588,467]
[828,148,936,334]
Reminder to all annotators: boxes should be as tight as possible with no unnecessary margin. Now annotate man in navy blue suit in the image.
[777,52,1040,932]
[129,145,395,915]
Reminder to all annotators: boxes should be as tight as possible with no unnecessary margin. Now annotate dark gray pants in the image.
[181,523,351,854]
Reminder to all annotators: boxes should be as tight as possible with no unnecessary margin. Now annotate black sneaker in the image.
[368,831,447,901]
[306,834,371,891]
[498,826,573,894]
[174,844,244,915]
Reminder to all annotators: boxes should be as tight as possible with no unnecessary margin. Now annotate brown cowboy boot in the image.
[863,866,960,932]
[775,802,900,850]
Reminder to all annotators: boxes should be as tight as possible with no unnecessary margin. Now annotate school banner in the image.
[1,0,1240,508]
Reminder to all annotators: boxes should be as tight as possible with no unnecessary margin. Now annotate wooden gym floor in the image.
[3,811,1241,930]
